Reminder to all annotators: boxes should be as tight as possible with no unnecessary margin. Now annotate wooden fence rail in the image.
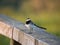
[0,15,60,45]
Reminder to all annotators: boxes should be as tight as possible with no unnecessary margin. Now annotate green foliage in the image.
[0,34,10,45]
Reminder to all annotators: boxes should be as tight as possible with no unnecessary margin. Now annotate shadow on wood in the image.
[13,40,22,45]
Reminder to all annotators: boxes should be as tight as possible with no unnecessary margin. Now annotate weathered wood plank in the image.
[0,21,12,38]
[0,15,60,45]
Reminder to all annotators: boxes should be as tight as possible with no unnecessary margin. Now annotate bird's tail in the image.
[39,26,47,30]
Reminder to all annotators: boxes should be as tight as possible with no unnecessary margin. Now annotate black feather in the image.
[33,23,47,30]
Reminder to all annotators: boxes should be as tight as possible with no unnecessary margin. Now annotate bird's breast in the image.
[25,24,30,29]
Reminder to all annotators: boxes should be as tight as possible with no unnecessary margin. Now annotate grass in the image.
[0,34,10,45]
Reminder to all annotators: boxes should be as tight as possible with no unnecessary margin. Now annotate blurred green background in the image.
[0,34,10,45]
[0,0,60,45]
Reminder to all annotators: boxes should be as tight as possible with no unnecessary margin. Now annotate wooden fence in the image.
[0,15,60,45]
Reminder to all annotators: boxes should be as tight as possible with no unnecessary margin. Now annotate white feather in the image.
[25,24,30,29]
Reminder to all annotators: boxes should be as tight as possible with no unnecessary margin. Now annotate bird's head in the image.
[26,18,32,24]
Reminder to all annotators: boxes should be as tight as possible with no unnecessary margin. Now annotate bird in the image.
[25,18,46,34]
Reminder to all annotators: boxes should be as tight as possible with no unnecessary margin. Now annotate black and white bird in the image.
[25,18,46,33]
